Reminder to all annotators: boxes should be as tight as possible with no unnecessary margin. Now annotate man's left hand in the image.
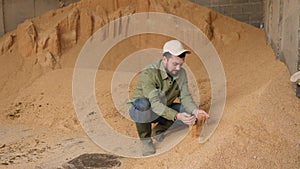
[192,109,209,121]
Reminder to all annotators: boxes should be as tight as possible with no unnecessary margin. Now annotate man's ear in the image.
[162,56,167,64]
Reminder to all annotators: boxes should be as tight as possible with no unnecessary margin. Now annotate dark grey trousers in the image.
[129,98,187,139]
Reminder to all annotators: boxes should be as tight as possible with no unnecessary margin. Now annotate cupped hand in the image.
[176,112,197,126]
[192,109,210,121]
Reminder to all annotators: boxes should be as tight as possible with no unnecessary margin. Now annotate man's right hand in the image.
[176,112,197,126]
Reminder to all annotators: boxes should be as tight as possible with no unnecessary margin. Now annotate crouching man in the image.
[128,40,209,156]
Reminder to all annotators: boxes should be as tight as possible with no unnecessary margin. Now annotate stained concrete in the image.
[0,0,79,36]
[264,0,300,74]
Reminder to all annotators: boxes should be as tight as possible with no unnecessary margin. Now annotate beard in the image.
[165,67,178,77]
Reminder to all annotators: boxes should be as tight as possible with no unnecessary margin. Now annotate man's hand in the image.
[192,109,210,121]
[176,112,197,126]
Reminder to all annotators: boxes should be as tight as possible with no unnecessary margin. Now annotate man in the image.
[128,39,209,156]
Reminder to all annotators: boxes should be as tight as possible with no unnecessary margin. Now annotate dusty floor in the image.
[0,0,299,168]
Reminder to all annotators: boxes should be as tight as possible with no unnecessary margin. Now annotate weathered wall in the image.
[264,0,300,74]
[0,0,79,36]
[191,0,264,27]
[0,0,4,36]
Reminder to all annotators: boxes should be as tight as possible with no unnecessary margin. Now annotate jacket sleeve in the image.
[178,71,198,114]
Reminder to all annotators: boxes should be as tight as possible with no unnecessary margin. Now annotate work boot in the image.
[135,123,155,156]
[141,138,156,156]
[152,131,165,142]
[151,121,173,142]
[152,124,165,142]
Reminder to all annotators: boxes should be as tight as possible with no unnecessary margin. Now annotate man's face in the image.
[163,55,185,76]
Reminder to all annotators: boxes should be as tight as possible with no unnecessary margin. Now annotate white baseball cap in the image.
[162,40,190,56]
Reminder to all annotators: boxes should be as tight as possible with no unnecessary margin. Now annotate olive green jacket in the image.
[128,59,198,121]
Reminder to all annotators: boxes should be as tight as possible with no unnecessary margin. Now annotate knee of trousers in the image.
[133,97,151,111]
[129,98,155,123]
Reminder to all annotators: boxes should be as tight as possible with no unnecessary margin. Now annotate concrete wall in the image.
[191,0,264,27]
[264,0,300,74]
[0,0,79,36]
[0,0,4,36]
